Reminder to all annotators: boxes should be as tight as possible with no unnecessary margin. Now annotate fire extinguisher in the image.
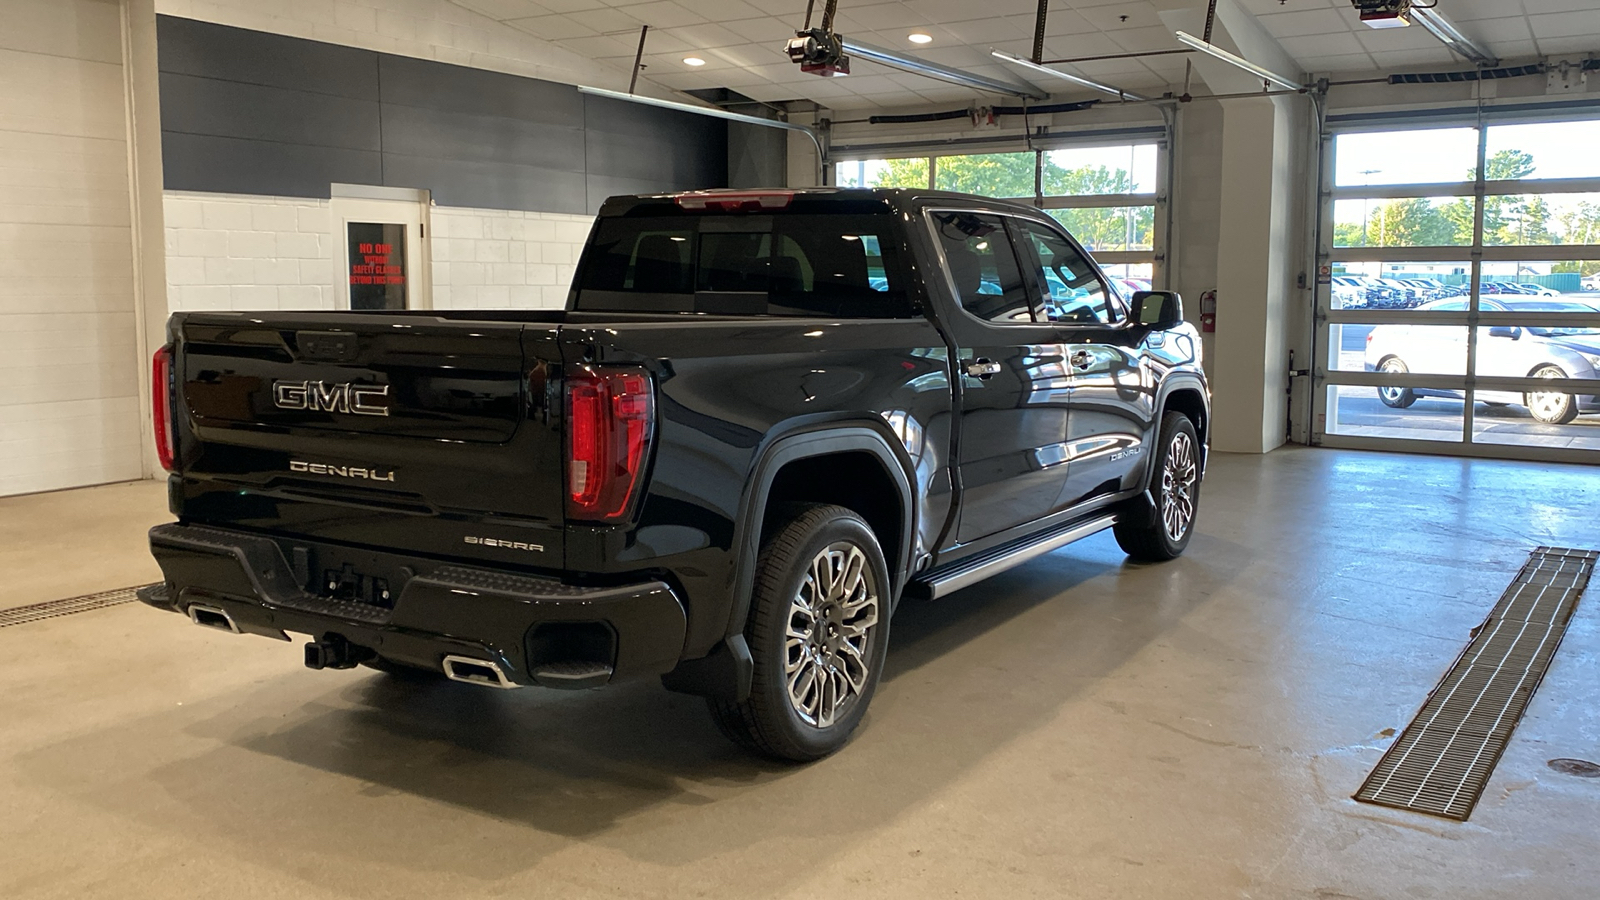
[1199,290,1217,333]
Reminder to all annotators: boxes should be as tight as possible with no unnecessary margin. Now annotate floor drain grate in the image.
[1354,546,1597,821]
[0,585,153,628]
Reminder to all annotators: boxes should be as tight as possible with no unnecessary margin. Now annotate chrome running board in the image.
[910,515,1118,600]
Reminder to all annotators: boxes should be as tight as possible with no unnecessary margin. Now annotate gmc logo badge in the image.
[273,381,391,417]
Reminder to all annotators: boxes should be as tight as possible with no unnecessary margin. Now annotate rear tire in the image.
[708,504,890,762]
[1376,357,1417,409]
[1114,412,1200,562]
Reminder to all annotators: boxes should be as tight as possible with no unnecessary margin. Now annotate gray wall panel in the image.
[162,133,382,198]
[377,55,584,125]
[157,16,728,210]
[159,72,381,151]
[379,104,585,172]
[383,155,590,215]
[157,17,377,101]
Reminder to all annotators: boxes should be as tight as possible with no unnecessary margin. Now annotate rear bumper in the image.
[141,523,687,688]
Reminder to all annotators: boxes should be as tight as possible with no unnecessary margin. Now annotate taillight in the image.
[675,190,794,211]
[566,366,654,522]
[152,345,176,471]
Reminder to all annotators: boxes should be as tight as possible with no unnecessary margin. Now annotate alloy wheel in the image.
[1161,431,1198,543]
[1379,359,1408,405]
[1528,367,1571,423]
[784,542,881,728]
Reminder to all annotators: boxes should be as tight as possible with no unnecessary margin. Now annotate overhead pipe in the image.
[840,38,1046,100]
[992,50,1149,101]
[1174,30,1303,92]
[1411,6,1500,67]
[576,85,826,161]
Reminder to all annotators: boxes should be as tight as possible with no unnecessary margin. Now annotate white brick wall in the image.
[162,191,335,312]
[163,193,591,313]
[430,207,592,310]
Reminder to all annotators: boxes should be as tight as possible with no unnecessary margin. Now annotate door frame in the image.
[329,184,433,311]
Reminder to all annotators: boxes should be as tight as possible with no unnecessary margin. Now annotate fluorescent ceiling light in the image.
[1173,30,1302,92]
[908,33,933,45]
[683,56,706,67]
[839,38,1044,99]
[991,50,1148,102]
[1411,6,1499,66]
[576,85,823,157]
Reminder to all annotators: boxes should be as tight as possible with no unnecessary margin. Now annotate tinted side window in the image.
[932,211,1034,324]
[1016,220,1117,325]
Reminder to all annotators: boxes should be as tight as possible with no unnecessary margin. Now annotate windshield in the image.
[573,213,914,318]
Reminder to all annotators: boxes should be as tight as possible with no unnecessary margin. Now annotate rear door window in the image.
[575,214,914,318]
[931,211,1035,324]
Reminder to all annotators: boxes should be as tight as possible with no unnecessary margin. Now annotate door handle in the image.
[1070,350,1092,370]
[965,359,1001,379]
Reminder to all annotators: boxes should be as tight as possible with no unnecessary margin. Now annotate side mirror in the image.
[1132,290,1183,330]
[1488,325,1522,340]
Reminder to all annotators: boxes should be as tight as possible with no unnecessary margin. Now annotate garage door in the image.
[1314,109,1600,463]
[0,0,142,496]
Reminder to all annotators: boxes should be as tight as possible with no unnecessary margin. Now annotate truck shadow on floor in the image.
[20,531,1250,887]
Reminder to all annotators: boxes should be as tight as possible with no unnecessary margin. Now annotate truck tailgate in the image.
[172,313,566,565]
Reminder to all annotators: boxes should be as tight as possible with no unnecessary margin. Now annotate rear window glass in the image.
[574,214,914,318]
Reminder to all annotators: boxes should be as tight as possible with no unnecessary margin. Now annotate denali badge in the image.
[464,536,545,553]
[289,460,396,483]
[273,380,391,417]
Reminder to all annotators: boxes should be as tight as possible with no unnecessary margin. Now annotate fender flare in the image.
[1129,374,1210,518]
[723,420,918,641]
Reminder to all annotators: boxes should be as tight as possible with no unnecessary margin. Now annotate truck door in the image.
[927,210,1073,544]
[1012,218,1154,511]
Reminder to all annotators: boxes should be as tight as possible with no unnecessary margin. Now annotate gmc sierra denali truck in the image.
[140,188,1209,761]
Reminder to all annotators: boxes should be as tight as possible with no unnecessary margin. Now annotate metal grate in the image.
[0,585,153,628]
[1355,546,1597,820]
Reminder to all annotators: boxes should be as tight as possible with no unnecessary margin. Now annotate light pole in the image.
[1359,169,1382,246]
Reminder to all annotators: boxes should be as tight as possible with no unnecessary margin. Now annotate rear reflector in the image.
[566,366,655,522]
[152,345,176,471]
[675,191,794,211]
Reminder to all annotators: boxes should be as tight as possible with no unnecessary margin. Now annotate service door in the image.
[329,195,431,310]
[927,210,1073,544]
[1012,218,1153,511]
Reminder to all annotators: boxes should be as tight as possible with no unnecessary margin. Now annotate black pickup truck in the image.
[141,188,1209,760]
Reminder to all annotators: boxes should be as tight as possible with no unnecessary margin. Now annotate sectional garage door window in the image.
[833,138,1164,295]
[1315,111,1600,462]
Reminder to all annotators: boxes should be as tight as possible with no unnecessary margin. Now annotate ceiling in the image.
[450,0,1600,110]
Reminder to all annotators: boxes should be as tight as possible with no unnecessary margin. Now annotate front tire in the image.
[1114,412,1201,562]
[708,504,890,762]
[1376,357,1417,409]
[1526,365,1580,425]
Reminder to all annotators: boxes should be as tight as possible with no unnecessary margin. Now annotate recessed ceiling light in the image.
[683,56,706,66]
[908,33,933,44]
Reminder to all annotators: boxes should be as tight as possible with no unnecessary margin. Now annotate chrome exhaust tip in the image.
[441,654,519,689]
[188,604,240,633]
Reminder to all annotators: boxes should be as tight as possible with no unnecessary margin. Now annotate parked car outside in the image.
[1365,297,1600,424]
[1516,283,1561,297]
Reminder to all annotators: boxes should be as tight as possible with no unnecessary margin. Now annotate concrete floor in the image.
[1,447,1597,899]
[0,480,169,610]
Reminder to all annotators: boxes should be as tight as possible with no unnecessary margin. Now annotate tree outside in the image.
[1335,149,1591,252]
[874,152,1154,252]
